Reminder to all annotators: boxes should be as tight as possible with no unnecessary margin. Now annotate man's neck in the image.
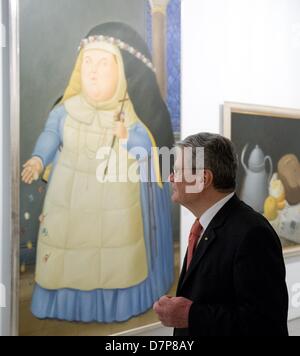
[188,190,234,219]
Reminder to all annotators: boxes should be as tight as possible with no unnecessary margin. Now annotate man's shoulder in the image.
[223,198,279,242]
[232,199,268,225]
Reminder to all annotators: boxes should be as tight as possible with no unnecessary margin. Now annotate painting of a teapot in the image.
[224,102,300,255]
[240,144,273,213]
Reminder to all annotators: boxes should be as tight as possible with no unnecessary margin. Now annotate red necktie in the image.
[186,219,203,271]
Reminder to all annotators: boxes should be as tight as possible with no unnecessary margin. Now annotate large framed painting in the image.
[224,102,300,258]
[10,0,181,336]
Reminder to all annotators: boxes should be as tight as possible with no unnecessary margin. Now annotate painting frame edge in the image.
[223,101,300,259]
[9,0,20,337]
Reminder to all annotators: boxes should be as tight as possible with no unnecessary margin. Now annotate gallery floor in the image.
[19,243,180,336]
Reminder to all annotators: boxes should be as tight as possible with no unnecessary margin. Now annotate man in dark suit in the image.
[153,133,289,336]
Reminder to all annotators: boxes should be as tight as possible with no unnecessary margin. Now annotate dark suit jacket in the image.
[174,195,289,336]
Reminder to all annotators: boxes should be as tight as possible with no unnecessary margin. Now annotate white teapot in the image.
[240,144,273,213]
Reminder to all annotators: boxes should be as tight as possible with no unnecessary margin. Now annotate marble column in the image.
[149,0,170,99]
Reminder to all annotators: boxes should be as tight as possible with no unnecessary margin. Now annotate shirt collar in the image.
[199,192,235,232]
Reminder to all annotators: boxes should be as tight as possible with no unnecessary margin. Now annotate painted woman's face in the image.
[81,49,119,102]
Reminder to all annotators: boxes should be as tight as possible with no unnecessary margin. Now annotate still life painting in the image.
[224,102,300,257]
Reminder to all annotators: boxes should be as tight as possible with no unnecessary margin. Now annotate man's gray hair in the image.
[177,132,238,192]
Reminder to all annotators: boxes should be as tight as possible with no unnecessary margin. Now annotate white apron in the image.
[35,95,148,291]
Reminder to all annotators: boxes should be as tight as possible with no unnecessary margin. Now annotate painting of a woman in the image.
[21,22,174,323]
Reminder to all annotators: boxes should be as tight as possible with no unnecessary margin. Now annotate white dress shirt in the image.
[197,192,235,245]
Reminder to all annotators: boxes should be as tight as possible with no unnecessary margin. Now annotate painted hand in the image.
[153,296,193,329]
[21,157,44,185]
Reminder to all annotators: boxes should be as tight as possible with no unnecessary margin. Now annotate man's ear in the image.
[204,170,214,188]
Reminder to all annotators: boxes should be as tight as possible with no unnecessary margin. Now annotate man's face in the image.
[169,149,205,206]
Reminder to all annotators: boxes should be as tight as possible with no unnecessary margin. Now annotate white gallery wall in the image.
[182,0,300,320]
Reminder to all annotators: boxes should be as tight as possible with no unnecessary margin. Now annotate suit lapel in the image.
[178,195,241,292]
